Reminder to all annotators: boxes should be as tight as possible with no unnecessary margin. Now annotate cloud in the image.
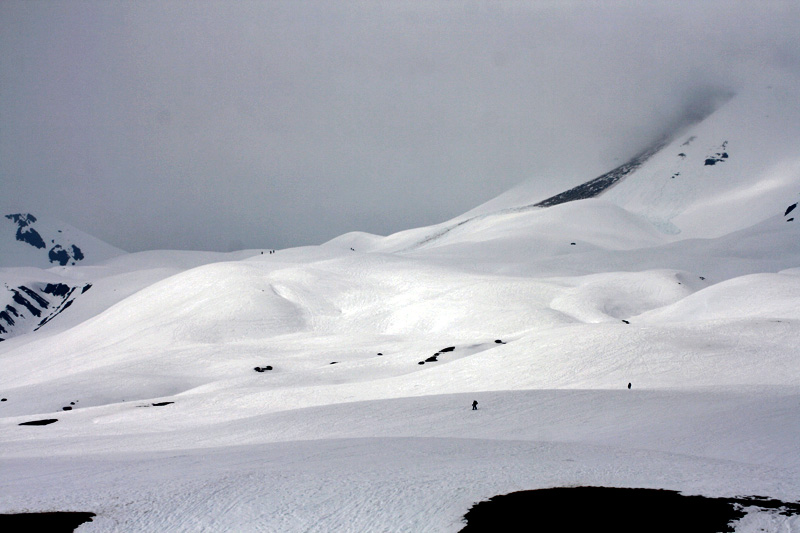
[1,0,799,251]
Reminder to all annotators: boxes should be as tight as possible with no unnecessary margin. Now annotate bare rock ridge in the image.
[0,282,92,342]
[533,139,668,208]
[402,136,668,251]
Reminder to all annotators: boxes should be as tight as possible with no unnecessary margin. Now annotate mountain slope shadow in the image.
[460,487,800,533]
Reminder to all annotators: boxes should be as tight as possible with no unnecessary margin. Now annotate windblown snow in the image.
[1,79,800,531]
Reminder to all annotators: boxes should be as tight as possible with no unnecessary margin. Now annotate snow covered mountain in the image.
[0,211,125,269]
[1,75,800,531]
[0,212,125,342]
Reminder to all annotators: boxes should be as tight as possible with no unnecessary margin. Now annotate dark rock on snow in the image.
[5,214,46,249]
[534,141,666,208]
[0,512,96,531]
[459,487,800,533]
[19,419,58,426]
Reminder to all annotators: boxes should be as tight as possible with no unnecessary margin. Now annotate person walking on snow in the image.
[472,400,478,410]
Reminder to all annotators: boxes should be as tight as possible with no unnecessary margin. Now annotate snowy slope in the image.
[370,75,800,258]
[602,80,800,238]
[2,75,800,531]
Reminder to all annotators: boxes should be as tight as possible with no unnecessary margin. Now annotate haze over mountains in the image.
[1,74,800,531]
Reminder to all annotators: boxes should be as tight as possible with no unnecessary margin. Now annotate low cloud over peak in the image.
[1,1,798,251]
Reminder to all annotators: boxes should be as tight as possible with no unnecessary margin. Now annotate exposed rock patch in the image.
[19,419,58,426]
[0,511,95,531]
[0,283,92,341]
[460,487,800,533]
[4,213,88,265]
[5,214,45,249]
[534,140,667,208]
[704,141,729,166]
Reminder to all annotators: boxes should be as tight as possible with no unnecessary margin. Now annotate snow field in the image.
[2,76,800,530]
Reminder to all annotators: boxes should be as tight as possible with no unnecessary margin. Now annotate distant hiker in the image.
[627,382,631,390]
[472,400,478,410]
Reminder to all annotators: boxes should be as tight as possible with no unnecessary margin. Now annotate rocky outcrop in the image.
[0,282,92,342]
[4,213,90,266]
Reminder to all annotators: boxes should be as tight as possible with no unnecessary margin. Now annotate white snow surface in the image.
[2,79,800,532]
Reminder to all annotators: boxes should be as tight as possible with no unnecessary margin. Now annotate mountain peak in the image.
[1,211,125,268]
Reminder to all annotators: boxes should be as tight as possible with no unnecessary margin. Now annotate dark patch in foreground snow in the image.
[254,366,273,372]
[136,401,175,408]
[0,511,95,531]
[18,419,58,426]
[419,346,457,365]
[460,487,800,533]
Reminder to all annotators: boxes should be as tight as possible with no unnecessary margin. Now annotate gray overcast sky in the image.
[2,1,799,252]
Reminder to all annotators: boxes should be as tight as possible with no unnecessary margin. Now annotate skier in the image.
[472,400,478,410]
